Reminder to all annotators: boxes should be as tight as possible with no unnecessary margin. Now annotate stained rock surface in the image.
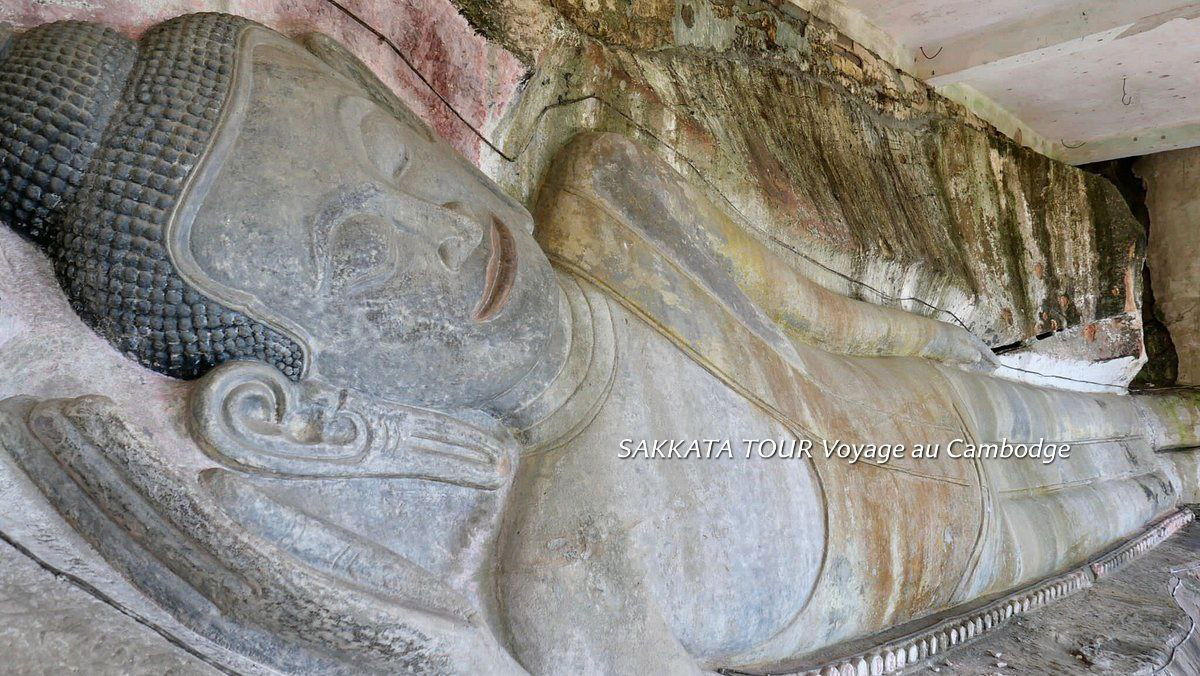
[1139,147,1200,386]
[0,1,1180,670]
[3,0,1149,373]
[462,0,1145,355]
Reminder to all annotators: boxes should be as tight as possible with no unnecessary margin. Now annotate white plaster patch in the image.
[995,351,1142,394]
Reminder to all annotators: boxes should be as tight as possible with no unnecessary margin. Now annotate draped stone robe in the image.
[496,132,1191,673]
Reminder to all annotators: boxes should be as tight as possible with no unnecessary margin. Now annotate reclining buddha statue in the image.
[1,13,1199,674]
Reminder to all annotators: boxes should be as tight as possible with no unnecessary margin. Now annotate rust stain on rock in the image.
[426,0,1143,352]
[744,135,802,216]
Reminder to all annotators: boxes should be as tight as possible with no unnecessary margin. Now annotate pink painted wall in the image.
[0,0,526,165]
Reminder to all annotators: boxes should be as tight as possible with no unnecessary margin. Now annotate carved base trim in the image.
[752,507,1195,676]
[1091,508,1194,579]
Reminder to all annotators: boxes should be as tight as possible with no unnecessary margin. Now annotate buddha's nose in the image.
[437,201,486,272]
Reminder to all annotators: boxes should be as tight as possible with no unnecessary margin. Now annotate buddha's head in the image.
[0,17,553,669]
[0,13,560,411]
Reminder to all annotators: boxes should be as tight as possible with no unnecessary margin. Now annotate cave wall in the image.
[1139,147,1200,385]
[0,0,526,164]
[1084,158,1178,389]
[465,0,1145,356]
[2,0,1146,366]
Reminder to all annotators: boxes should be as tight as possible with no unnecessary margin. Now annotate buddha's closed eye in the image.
[341,95,412,184]
[361,112,410,183]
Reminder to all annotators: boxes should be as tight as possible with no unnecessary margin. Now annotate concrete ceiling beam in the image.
[917,1,1200,85]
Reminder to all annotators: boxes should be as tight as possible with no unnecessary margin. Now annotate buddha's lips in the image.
[472,216,517,322]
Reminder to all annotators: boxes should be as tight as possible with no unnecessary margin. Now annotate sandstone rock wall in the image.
[3,0,1146,360]
[1139,147,1200,385]
[0,0,525,164]
[458,0,1144,355]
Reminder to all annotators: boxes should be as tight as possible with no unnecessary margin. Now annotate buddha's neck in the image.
[485,269,615,450]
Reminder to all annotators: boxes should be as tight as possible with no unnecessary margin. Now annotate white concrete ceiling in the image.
[828,0,1200,163]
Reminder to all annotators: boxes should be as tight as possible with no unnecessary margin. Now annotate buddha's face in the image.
[179,30,559,408]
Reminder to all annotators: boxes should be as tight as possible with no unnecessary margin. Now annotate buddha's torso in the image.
[499,269,1179,670]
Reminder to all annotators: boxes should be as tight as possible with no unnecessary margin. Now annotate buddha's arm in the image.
[535,132,996,368]
[721,224,995,367]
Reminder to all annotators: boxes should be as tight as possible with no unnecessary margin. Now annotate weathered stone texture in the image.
[0,9,1192,674]
[1139,147,1200,385]
[0,0,526,164]
[0,538,217,675]
[463,0,1145,350]
[3,0,1147,355]
[907,514,1200,674]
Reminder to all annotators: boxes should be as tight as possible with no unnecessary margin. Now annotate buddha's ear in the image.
[189,360,370,475]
